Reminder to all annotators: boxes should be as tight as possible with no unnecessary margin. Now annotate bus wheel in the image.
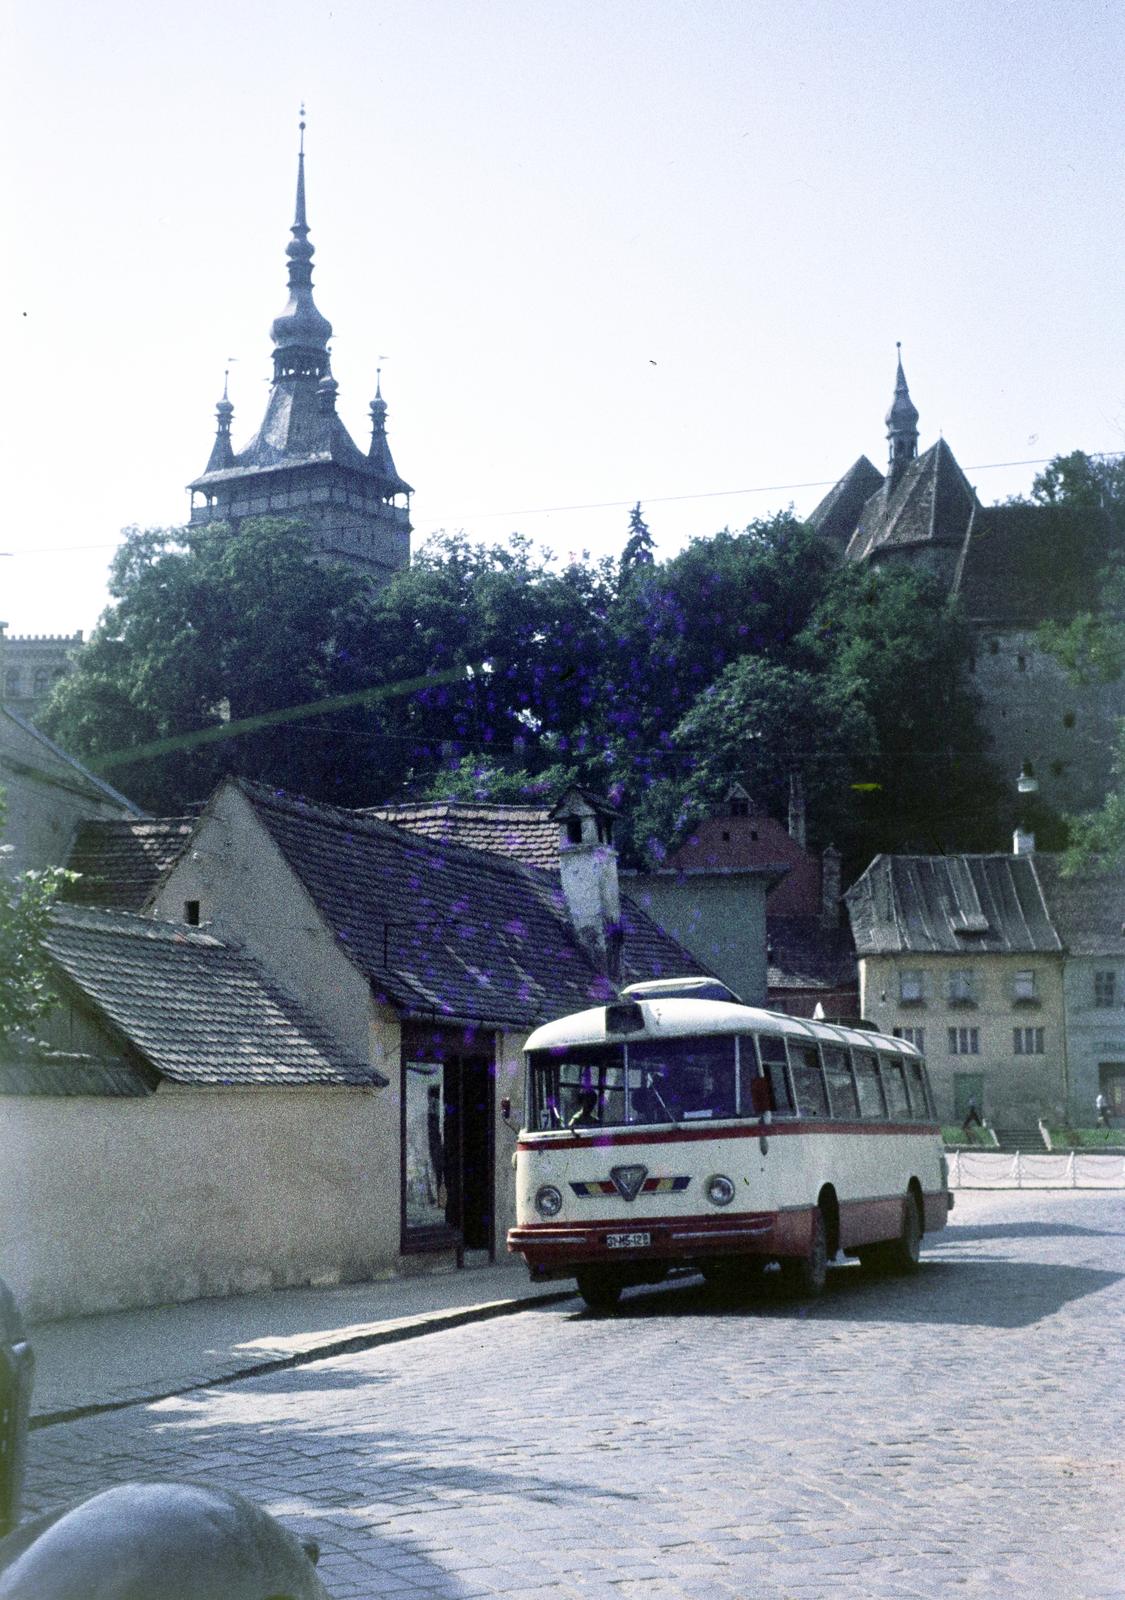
[575,1269,623,1312]
[884,1193,923,1274]
[783,1208,828,1298]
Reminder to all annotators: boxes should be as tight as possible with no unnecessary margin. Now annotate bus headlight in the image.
[706,1174,736,1207]
[535,1184,564,1218]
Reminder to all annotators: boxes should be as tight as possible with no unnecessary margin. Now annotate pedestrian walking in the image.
[1096,1092,1112,1134]
[962,1098,983,1140]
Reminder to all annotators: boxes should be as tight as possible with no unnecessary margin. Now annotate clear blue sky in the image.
[3,0,1123,635]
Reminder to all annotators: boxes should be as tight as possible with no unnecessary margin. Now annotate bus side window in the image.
[851,1048,886,1119]
[905,1056,933,1120]
[752,1035,794,1117]
[822,1043,859,1119]
[787,1041,829,1118]
[879,1054,911,1119]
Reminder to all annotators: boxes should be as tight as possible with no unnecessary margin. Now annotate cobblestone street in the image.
[21,1192,1124,1599]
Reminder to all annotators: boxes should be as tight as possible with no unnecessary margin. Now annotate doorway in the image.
[953,1071,985,1123]
[1098,1063,1125,1119]
[403,1039,494,1258]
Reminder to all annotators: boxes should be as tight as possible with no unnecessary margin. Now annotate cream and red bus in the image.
[507,978,952,1310]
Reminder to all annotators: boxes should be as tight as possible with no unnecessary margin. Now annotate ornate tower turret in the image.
[188,112,412,583]
[885,342,919,489]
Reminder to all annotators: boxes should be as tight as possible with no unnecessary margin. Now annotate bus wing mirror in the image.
[749,1077,772,1117]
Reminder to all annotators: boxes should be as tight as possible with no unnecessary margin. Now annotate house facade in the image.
[846,851,1071,1128]
[143,778,702,1282]
[2,904,385,1321]
[0,704,141,874]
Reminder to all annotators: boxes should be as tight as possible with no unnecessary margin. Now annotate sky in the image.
[3,0,1123,638]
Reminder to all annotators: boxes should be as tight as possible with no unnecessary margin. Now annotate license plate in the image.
[606,1231,651,1249]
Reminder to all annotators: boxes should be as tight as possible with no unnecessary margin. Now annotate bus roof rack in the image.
[619,976,743,1005]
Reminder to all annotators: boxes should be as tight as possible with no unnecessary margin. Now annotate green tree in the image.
[618,502,656,587]
[41,519,394,811]
[0,793,70,1040]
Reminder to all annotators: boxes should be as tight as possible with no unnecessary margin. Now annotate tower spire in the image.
[204,367,235,472]
[269,106,332,381]
[885,341,919,484]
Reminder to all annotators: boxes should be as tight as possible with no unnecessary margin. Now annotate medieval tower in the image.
[188,117,412,582]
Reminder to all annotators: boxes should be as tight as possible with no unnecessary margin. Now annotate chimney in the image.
[788,772,807,848]
[820,844,841,928]
[549,786,623,982]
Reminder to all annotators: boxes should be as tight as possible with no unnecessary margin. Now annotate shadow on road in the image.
[943,1220,1125,1241]
[578,1257,1122,1330]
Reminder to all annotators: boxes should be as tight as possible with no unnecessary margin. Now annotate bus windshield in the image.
[529,1036,739,1129]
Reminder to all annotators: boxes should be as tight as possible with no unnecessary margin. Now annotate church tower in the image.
[884,342,919,491]
[188,116,412,582]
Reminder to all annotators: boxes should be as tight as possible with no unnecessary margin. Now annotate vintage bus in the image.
[507,978,952,1309]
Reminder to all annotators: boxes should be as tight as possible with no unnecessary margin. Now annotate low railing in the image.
[948,1149,1125,1188]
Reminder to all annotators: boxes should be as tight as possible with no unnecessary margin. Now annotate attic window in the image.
[988,639,999,654]
[728,797,749,818]
[566,818,583,845]
[184,900,201,927]
[1017,654,1027,671]
[1063,711,1076,729]
[722,830,731,842]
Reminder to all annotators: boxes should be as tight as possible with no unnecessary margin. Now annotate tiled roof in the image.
[44,905,383,1088]
[807,455,885,550]
[953,502,1117,626]
[767,918,859,993]
[236,781,703,1027]
[845,439,977,563]
[365,800,558,870]
[1034,857,1125,958]
[845,854,1061,957]
[62,818,195,911]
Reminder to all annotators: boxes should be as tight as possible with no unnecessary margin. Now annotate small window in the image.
[899,969,926,1004]
[33,668,49,693]
[184,900,201,926]
[729,797,749,818]
[1063,711,1076,729]
[988,639,999,654]
[787,1041,829,1118]
[948,1026,980,1055]
[852,1048,886,1118]
[948,969,976,1004]
[1017,654,1026,671]
[1013,969,1037,1002]
[566,817,583,844]
[1014,1027,1045,1055]
[1094,971,1116,1008]
[822,1044,859,1119]
[893,1026,925,1051]
[753,1035,794,1117]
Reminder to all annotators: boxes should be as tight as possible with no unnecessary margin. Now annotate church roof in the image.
[807,455,885,549]
[844,438,978,563]
[953,500,1117,625]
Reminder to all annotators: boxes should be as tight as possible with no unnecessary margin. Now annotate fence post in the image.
[1068,1150,1076,1188]
[1014,1150,1022,1189]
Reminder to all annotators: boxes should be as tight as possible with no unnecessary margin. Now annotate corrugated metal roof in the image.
[845,854,1062,956]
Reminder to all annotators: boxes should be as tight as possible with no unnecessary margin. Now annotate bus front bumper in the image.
[507,1211,799,1277]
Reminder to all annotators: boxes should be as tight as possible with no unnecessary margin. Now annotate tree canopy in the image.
[42,508,1003,870]
[0,792,71,1041]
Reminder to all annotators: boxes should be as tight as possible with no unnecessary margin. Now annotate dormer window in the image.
[566,818,583,845]
[1013,969,1038,1004]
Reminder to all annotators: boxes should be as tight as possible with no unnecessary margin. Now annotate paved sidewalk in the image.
[26,1259,576,1424]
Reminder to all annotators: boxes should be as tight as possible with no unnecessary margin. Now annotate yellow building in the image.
[846,853,1066,1132]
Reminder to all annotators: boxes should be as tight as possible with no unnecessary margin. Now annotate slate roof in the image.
[1034,857,1125,958]
[806,455,885,551]
[43,904,383,1088]
[62,818,195,911]
[845,854,1062,956]
[234,781,704,1027]
[845,439,978,563]
[365,800,558,870]
[953,502,1118,626]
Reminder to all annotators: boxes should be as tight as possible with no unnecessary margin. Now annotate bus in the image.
[507,977,952,1310]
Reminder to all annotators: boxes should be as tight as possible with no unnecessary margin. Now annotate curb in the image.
[29,1288,577,1431]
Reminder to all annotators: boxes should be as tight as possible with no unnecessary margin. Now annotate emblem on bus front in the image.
[610,1165,648,1202]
